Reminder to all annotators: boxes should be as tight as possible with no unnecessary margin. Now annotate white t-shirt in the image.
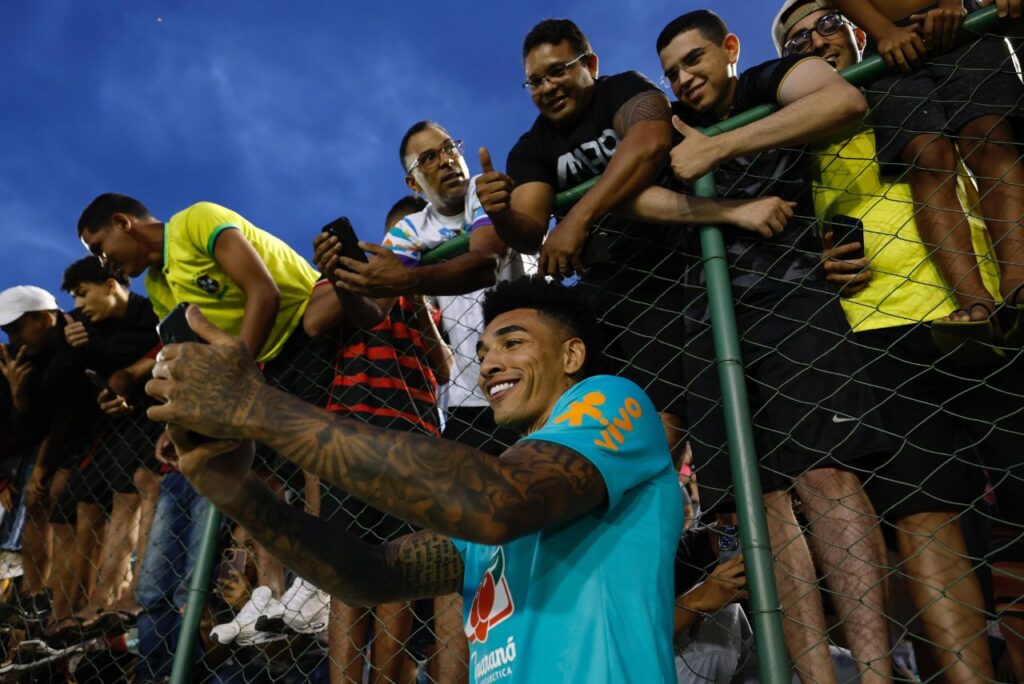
[382,176,527,408]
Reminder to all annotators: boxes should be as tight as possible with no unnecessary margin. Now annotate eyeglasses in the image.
[659,48,707,90]
[783,11,847,56]
[406,139,465,174]
[522,53,591,91]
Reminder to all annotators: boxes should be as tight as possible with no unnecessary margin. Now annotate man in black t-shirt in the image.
[656,10,891,683]
[475,18,797,467]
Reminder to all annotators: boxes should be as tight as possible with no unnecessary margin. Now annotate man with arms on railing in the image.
[145,277,683,684]
[656,9,892,683]
[775,1,1024,678]
[475,18,797,470]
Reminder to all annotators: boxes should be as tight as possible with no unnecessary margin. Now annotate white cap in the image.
[772,0,834,56]
[0,286,59,327]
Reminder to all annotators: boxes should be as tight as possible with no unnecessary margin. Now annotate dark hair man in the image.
[656,9,892,683]
[475,18,799,470]
[326,120,523,457]
[145,277,683,683]
[775,2,1024,678]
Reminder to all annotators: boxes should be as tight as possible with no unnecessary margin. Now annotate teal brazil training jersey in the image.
[451,375,682,683]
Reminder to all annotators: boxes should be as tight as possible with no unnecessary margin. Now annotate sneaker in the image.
[0,552,23,580]
[209,586,284,645]
[279,576,330,634]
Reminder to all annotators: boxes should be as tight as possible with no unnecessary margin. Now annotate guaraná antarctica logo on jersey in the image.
[553,390,644,451]
[465,547,515,646]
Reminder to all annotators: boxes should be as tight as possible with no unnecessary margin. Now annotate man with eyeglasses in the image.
[774,2,1024,679]
[476,18,800,473]
[655,9,897,684]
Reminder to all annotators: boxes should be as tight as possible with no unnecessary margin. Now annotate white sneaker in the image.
[0,551,23,579]
[279,576,330,634]
[210,586,284,645]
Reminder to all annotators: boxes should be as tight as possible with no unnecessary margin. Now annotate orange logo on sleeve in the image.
[554,391,644,452]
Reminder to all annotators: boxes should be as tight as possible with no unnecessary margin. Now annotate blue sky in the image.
[0,1,784,308]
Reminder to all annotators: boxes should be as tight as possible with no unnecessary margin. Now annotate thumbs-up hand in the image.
[670,115,722,185]
[64,313,90,349]
[475,147,515,217]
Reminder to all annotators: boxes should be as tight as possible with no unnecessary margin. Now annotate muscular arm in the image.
[221,474,463,606]
[245,386,608,544]
[405,224,508,295]
[710,58,867,162]
[213,229,281,358]
[562,90,673,229]
[830,0,903,32]
[492,183,554,255]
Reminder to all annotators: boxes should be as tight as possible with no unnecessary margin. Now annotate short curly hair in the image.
[61,256,129,293]
[481,276,605,379]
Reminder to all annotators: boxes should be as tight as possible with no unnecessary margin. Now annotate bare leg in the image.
[47,522,77,621]
[795,468,891,683]
[999,613,1024,682]
[371,602,414,683]
[247,471,287,596]
[329,598,371,684]
[70,502,105,616]
[895,511,993,682]
[431,593,469,684]
[904,133,993,318]
[120,468,159,612]
[21,495,52,597]
[763,489,837,684]
[956,116,1024,300]
[83,492,140,614]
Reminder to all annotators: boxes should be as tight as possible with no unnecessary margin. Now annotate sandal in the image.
[931,301,1008,367]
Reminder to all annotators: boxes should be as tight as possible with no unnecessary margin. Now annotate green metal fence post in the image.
[693,173,790,682]
[169,504,223,684]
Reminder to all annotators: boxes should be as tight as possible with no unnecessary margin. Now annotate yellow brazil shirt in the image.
[143,202,318,362]
[812,126,1001,332]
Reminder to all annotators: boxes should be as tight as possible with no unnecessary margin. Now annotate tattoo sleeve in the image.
[224,474,463,606]
[247,387,608,545]
[613,90,672,140]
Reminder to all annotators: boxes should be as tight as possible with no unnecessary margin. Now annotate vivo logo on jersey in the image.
[556,128,619,188]
[554,390,644,452]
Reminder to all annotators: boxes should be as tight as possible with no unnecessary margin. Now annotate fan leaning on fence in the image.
[144,277,684,684]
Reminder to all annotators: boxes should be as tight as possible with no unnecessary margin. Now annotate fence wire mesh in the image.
[0,8,1023,684]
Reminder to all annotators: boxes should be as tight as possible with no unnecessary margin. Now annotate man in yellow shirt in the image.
[775,2,1024,680]
[77,193,331,677]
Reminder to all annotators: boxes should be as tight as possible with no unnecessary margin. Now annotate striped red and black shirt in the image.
[327,295,441,436]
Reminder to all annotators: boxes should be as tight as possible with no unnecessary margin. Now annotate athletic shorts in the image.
[865,32,1024,174]
[855,324,1024,523]
[442,405,518,456]
[687,286,894,513]
[576,266,689,420]
[319,482,415,544]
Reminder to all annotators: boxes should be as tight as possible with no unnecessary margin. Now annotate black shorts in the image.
[255,325,336,479]
[855,324,1024,522]
[441,405,518,456]
[89,412,162,495]
[687,287,894,513]
[576,268,688,419]
[865,32,1024,174]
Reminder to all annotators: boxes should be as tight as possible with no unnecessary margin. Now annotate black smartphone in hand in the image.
[826,215,865,260]
[154,302,215,444]
[321,217,369,265]
[157,303,202,345]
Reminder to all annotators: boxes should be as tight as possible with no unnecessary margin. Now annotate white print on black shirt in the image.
[556,128,619,189]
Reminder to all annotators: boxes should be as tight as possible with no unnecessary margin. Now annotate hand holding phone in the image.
[321,217,369,266]
[155,303,216,444]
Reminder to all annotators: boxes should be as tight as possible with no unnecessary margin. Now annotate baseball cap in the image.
[0,286,59,327]
[772,0,834,56]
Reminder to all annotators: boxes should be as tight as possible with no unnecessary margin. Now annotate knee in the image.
[903,134,959,175]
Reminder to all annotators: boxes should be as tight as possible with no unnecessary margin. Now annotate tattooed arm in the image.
[538,89,673,277]
[147,307,610,545]
[211,469,463,606]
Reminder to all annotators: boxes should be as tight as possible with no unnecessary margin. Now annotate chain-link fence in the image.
[1,5,1023,683]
